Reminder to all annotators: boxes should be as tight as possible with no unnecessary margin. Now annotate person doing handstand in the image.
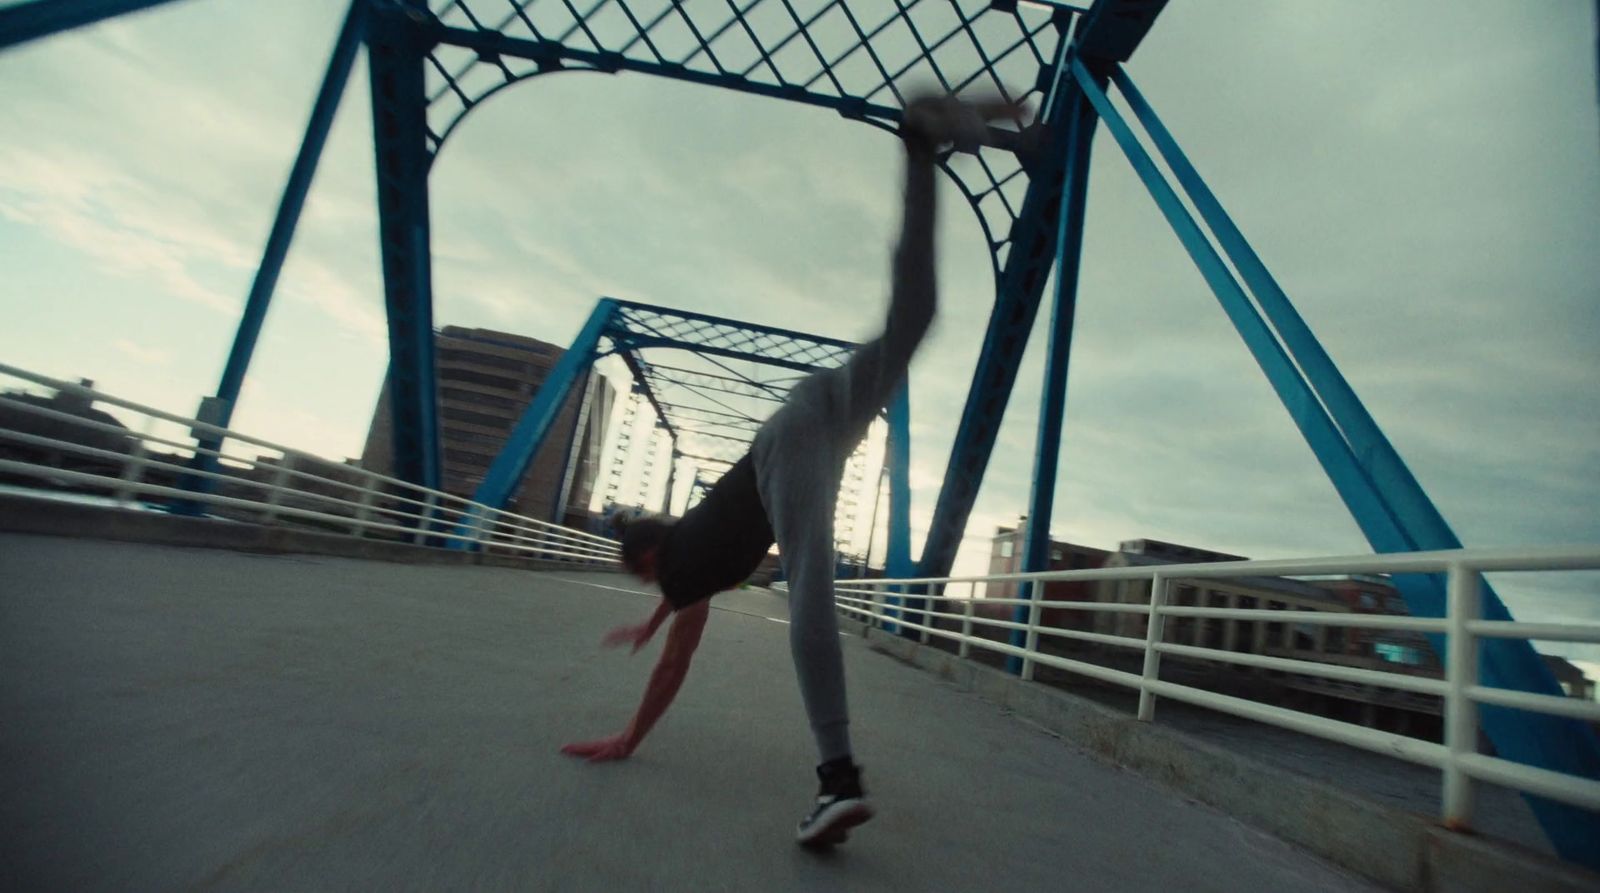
[562,93,1024,847]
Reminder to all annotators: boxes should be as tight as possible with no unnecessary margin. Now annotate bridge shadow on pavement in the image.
[0,534,1377,892]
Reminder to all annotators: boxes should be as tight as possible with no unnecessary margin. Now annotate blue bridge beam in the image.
[1076,56,1600,870]
[368,1,443,491]
[0,0,188,52]
[186,2,365,464]
[1009,60,1100,673]
[915,0,1169,581]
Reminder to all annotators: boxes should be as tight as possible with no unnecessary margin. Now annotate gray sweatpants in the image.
[750,243,935,764]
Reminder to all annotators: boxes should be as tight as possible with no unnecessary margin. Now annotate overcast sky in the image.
[1,1,1595,657]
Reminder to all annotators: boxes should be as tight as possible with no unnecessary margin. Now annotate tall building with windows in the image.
[361,326,614,524]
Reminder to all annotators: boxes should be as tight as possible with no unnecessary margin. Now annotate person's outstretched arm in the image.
[561,599,712,762]
[600,596,673,653]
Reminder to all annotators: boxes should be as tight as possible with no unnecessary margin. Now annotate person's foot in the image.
[796,758,874,848]
[901,92,1029,155]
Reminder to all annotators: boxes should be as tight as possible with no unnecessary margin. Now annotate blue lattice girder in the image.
[597,299,862,462]
[422,0,1064,137]
[417,1,1063,289]
[637,363,794,405]
[469,297,866,518]
[606,299,856,371]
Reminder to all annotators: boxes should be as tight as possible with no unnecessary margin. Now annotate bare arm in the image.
[562,599,711,762]
[616,599,710,748]
[601,596,674,653]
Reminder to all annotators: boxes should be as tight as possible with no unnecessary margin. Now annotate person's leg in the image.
[753,94,1023,844]
[752,438,853,762]
[752,428,872,846]
[750,144,937,767]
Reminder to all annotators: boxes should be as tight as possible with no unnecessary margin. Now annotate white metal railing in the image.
[833,547,1600,835]
[0,363,621,566]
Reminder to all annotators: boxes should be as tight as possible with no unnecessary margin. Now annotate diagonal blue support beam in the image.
[467,298,617,517]
[213,1,365,419]
[1008,63,1099,673]
[172,1,364,513]
[368,1,442,491]
[1068,55,1414,567]
[0,0,189,52]
[1098,61,1600,869]
[1108,66,1465,569]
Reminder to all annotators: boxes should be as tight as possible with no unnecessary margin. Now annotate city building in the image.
[0,381,133,483]
[361,327,614,525]
[980,517,1110,630]
[965,527,1532,740]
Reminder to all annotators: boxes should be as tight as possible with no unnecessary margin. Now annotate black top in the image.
[657,453,775,609]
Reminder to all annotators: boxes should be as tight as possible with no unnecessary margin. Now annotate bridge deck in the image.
[1,534,1375,891]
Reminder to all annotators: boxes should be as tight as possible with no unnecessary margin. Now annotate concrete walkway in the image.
[0,534,1378,892]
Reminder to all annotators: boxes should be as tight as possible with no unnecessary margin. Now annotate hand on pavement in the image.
[560,734,635,763]
[601,622,653,653]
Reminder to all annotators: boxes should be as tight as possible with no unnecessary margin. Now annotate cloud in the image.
[112,339,172,367]
[2,0,1596,633]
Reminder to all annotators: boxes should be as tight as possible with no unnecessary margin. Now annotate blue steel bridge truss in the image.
[461,297,909,572]
[3,0,1596,866]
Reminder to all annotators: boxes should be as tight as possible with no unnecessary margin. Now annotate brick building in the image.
[361,327,614,524]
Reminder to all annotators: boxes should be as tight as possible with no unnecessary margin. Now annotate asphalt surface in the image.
[0,534,1380,892]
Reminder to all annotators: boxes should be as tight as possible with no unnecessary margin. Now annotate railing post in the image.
[959,583,975,659]
[350,469,379,536]
[259,460,293,524]
[477,510,496,553]
[114,440,149,506]
[1138,573,1168,722]
[412,491,436,545]
[1021,581,1044,681]
[921,584,936,644]
[1443,561,1480,830]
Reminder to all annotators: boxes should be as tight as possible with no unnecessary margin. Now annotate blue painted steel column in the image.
[884,386,913,634]
[1101,62,1600,868]
[0,0,186,51]
[467,299,617,514]
[368,2,442,491]
[885,387,913,578]
[915,65,1086,581]
[1008,73,1099,674]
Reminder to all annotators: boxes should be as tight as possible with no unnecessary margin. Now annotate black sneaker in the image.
[796,758,874,848]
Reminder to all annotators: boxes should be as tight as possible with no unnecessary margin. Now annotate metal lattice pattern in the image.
[613,302,855,370]
[595,300,876,536]
[420,0,1071,275]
